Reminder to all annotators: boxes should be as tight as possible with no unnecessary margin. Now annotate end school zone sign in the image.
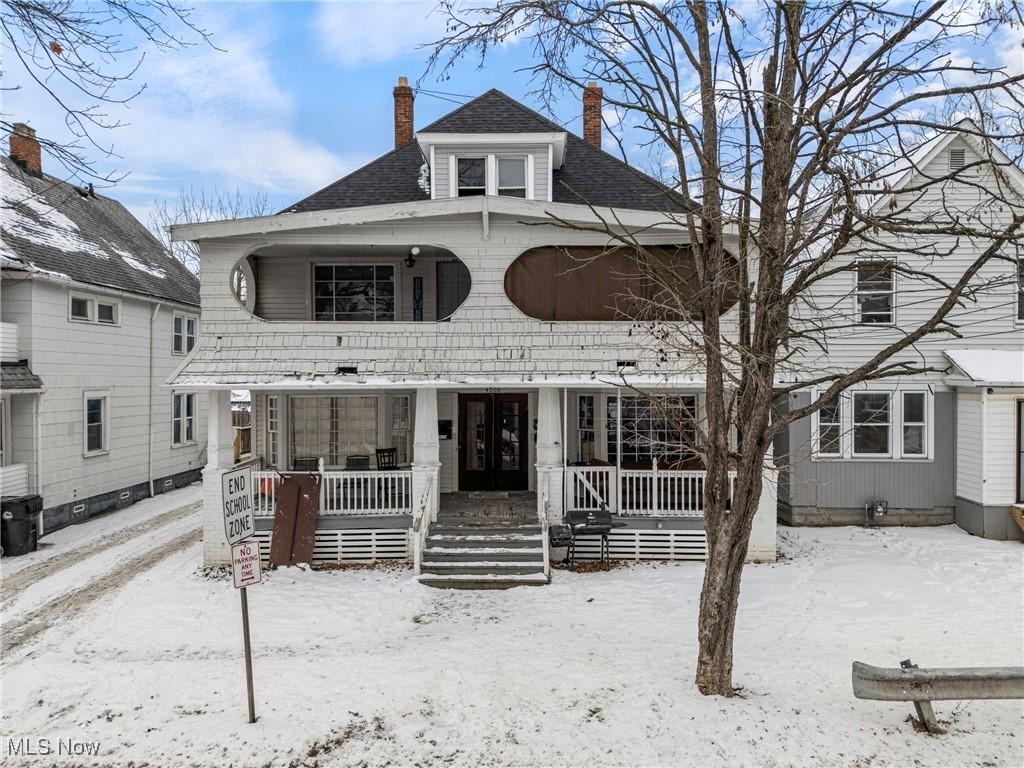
[222,466,256,546]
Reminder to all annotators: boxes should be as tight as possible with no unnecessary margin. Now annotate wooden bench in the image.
[852,659,1024,734]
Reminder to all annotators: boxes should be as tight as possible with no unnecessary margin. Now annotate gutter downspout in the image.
[149,302,161,497]
[34,392,43,536]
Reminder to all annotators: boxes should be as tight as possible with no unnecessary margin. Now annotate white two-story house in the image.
[1,124,207,533]
[170,80,778,584]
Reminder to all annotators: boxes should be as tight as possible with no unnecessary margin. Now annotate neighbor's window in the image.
[497,157,527,198]
[816,395,842,456]
[84,394,108,454]
[852,392,891,456]
[173,314,197,354]
[608,395,698,464]
[855,261,895,324]
[69,295,94,322]
[1017,259,1023,322]
[456,158,486,197]
[391,394,411,465]
[172,393,196,446]
[313,265,395,321]
[97,301,118,325]
[901,392,927,457]
[0,397,9,466]
[266,395,280,468]
[578,394,595,462]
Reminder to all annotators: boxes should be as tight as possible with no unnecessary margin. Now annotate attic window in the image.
[497,157,527,198]
[949,147,966,171]
[457,158,486,197]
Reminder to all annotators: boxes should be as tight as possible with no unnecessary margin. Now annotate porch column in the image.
[535,387,565,524]
[202,390,234,566]
[746,444,778,563]
[412,387,440,522]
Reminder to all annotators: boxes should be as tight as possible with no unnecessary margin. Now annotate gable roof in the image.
[1,157,199,307]
[284,89,686,215]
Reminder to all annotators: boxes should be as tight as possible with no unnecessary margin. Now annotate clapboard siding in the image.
[14,280,206,510]
[783,390,956,515]
[956,391,984,502]
[984,394,1018,505]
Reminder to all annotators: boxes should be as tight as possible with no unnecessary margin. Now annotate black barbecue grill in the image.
[552,507,628,567]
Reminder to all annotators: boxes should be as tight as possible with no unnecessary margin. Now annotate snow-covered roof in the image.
[1,157,198,306]
[945,349,1024,387]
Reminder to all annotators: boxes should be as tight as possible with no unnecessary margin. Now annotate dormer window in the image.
[497,157,527,198]
[457,158,486,197]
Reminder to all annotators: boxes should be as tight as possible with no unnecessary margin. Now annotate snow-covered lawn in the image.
[2,511,1022,767]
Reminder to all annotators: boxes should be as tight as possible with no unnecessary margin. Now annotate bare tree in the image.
[429,0,1024,696]
[150,185,271,274]
[1,0,211,180]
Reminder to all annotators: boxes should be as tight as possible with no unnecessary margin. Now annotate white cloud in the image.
[2,5,358,201]
[314,0,447,67]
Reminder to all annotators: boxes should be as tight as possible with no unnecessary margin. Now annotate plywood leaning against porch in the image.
[269,473,319,567]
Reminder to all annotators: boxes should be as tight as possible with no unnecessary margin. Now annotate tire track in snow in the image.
[1,527,201,657]
[1,501,200,606]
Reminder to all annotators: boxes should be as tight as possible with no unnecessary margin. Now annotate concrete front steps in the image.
[419,518,548,589]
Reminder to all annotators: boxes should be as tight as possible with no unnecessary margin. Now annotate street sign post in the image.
[221,465,255,546]
[222,468,259,725]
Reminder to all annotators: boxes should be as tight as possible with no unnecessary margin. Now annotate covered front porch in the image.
[200,384,777,567]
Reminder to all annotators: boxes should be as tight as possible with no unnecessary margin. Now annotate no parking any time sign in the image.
[231,540,262,588]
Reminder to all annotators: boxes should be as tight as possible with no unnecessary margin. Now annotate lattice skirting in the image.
[251,528,411,564]
[571,529,707,561]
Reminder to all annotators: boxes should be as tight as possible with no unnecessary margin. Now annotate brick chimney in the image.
[9,123,42,176]
[393,76,414,148]
[582,82,603,148]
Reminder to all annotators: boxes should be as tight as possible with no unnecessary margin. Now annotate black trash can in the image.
[1,495,43,556]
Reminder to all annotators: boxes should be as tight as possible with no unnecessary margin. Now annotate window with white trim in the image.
[172,393,196,446]
[816,394,842,456]
[852,392,891,456]
[173,313,197,354]
[70,294,119,325]
[497,157,527,198]
[901,392,927,457]
[391,394,411,465]
[813,389,931,460]
[1017,259,1023,323]
[578,394,595,462]
[855,261,895,325]
[456,157,486,197]
[266,395,280,468]
[84,393,108,455]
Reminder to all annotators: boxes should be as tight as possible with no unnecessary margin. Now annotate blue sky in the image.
[3,1,589,225]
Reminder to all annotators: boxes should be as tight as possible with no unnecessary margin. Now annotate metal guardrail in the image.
[852,659,1024,734]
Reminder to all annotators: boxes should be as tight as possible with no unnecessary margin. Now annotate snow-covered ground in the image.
[2,498,1022,767]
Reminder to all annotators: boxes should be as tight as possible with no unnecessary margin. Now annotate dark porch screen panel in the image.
[504,246,735,321]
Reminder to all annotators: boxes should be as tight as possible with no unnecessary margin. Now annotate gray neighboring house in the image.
[1,123,206,533]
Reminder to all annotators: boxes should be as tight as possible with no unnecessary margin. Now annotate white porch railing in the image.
[251,468,413,517]
[567,466,737,517]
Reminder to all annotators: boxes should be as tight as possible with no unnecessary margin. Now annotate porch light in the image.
[405,246,420,269]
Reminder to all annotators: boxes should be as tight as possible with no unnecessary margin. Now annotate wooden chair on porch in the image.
[374,448,410,511]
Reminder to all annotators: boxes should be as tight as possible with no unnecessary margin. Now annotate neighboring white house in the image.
[1,124,206,533]
[169,81,1022,586]
[778,125,1024,541]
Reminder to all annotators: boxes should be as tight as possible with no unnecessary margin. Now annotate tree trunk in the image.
[696,448,765,695]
